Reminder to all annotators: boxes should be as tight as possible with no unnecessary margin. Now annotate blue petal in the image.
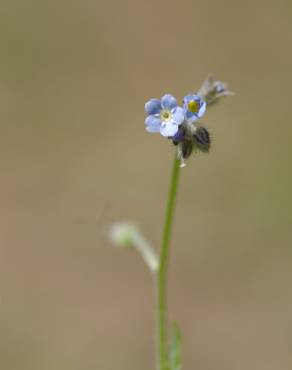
[197,101,207,118]
[183,94,201,105]
[160,122,179,137]
[145,99,162,115]
[172,128,184,142]
[183,95,191,104]
[161,94,178,110]
[146,125,160,133]
[185,110,199,123]
[145,115,161,132]
[172,107,185,125]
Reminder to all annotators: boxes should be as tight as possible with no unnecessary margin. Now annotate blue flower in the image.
[183,94,206,123]
[145,94,185,137]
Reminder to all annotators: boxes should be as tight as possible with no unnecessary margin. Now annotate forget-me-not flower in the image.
[183,94,206,123]
[145,94,185,137]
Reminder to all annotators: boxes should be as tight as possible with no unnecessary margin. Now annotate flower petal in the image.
[172,107,185,125]
[146,125,160,133]
[145,99,162,115]
[161,94,178,110]
[160,122,179,137]
[197,101,207,118]
[172,127,184,142]
[185,110,199,122]
[145,115,161,132]
[183,94,201,104]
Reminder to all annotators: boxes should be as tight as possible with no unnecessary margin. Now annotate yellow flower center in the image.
[160,110,172,121]
[188,100,200,113]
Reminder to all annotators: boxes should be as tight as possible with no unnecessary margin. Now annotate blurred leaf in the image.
[109,222,159,272]
[169,321,183,370]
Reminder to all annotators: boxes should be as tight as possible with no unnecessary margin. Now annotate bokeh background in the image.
[1,0,292,369]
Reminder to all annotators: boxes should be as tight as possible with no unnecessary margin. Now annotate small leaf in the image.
[169,321,183,370]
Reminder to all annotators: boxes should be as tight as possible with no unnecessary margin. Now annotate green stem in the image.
[157,154,181,370]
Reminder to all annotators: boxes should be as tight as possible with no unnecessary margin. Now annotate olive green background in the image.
[1,0,292,369]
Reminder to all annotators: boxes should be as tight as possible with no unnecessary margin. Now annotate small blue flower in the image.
[183,94,206,123]
[145,94,185,137]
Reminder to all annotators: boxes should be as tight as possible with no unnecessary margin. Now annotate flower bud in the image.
[198,75,234,106]
[193,126,211,153]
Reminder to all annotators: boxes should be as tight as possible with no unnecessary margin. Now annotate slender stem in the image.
[157,154,181,370]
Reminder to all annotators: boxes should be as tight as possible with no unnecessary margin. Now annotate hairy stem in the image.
[157,155,181,370]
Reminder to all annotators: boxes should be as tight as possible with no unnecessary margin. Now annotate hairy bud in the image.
[198,75,234,106]
[193,126,211,152]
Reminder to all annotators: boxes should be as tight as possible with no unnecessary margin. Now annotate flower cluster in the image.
[145,93,206,138]
[144,76,232,166]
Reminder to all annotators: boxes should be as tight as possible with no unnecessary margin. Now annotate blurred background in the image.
[1,0,292,369]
